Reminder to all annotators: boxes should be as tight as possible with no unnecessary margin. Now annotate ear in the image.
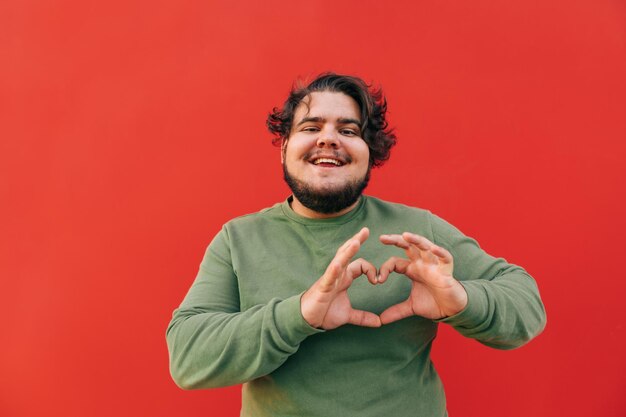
[280,138,288,164]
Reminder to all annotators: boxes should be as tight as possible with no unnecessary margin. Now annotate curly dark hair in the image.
[266,73,397,168]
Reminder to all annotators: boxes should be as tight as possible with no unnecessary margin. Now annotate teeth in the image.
[313,158,342,166]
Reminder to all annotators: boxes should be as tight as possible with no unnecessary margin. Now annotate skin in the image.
[377,232,468,323]
[300,227,381,329]
[281,91,370,219]
[287,91,468,329]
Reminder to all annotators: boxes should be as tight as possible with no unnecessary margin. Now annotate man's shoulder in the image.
[221,200,288,231]
[363,196,464,244]
[361,196,437,236]
[363,195,432,218]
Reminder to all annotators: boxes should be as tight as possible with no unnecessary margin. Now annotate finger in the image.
[378,256,410,283]
[319,260,343,292]
[321,228,371,291]
[380,233,425,261]
[379,234,411,250]
[354,227,370,245]
[401,232,435,252]
[348,309,382,328]
[380,299,414,325]
[334,228,370,267]
[332,240,361,272]
[401,232,441,263]
[403,234,452,265]
[338,227,369,252]
[430,244,453,264]
[347,258,378,284]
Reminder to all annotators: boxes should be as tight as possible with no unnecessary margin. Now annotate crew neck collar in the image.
[280,195,367,225]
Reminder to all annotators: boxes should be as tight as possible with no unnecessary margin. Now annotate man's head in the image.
[267,73,396,216]
[267,73,396,168]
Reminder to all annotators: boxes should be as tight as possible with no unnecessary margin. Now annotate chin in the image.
[283,164,371,214]
[309,181,352,193]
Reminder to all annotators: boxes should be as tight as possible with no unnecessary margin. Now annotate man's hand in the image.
[300,227,381,330]
[378,232,468,324]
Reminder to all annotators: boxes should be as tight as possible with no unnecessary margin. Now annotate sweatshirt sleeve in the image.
[166,227,323,389]
[429,214,547,350]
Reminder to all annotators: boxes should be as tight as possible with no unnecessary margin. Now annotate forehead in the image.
[293,91,361,123]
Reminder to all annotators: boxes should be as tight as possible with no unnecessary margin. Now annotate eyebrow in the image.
[296,116,362,127]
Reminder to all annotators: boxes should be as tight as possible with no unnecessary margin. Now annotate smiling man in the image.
[281,89,371,218]
[166,73,546,417]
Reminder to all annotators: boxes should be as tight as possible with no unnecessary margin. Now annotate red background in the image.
[2,1,625,416]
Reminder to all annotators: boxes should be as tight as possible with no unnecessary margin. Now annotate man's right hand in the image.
[300,227,381,330]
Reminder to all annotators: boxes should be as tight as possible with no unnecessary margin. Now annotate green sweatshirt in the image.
[166,196,546,417]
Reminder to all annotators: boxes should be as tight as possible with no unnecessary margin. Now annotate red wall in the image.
[2,1,625,416]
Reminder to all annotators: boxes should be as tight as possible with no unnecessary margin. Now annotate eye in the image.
[302,126,320,132]
[340,129,359,136]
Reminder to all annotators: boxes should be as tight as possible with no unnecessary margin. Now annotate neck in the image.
[290,196,361,219]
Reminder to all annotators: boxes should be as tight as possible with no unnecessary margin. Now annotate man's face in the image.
[282,91,371,215]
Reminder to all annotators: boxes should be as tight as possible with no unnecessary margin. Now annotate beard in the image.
[283,163,371,215]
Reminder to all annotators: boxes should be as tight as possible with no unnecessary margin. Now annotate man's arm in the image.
[166,227,378,389]
[166,227,318,389]
[378,213,546,350]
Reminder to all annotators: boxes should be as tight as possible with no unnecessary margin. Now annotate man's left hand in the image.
[377,232,468,324]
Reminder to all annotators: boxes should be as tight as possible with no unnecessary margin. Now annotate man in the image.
[166,73,546,416]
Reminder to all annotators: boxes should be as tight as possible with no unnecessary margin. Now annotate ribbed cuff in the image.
[274,292,325,346]
[435,280,489,329]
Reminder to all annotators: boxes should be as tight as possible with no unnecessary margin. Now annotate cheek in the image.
[283,145,305,166]
[284,137,313,160]
[354,142,371,165]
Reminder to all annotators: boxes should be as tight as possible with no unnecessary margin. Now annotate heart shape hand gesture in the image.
[300,227,468,330]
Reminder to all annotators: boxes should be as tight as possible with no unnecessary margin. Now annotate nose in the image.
[316,127,339,148]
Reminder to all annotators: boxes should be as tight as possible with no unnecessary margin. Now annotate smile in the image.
[311,157,344,167]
